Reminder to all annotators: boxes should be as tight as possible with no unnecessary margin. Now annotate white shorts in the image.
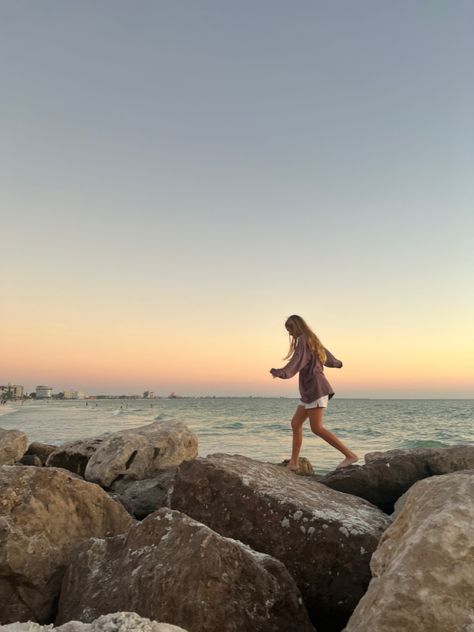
[301,395,329,409]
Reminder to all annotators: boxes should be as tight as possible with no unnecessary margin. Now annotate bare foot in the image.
[336,454,359,469]
[283,459,299,471]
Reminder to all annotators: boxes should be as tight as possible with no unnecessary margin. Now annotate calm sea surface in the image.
[1,398,473,474]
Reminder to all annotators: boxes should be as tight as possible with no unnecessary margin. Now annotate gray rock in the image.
[56,508,315,632]
[344,470,474,632]
[0,428,28,466]
[0,466,134,624]
[18,454,43,467]
[25,442,57,466]
[46,435,107,476]
[321,444,474,513]
[84,421,197,488]
[109,467,177,519]
[170,453,391,632]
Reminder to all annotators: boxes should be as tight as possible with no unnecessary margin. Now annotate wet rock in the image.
[56,508,315,632]
[0,428,28,466]
[344,470,474,632]
[170,453,390,632]
[109,467,177,519]
[0,612,188,631]
[321,444,474,513]
[25,442,57,466]
[0,466,133,624]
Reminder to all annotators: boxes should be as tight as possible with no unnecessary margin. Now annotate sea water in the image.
[1,398,473,474]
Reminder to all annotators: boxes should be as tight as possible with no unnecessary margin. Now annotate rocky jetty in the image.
[170,453,390,631]
[0,428,28,465]
[0,466,133,624]
[2,421,473,632]
[321,444,474,512]
[56,508,314,632]
[0,612,188,631]
[344,470,474,631]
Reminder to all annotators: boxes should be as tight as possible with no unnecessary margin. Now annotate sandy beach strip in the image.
[0,404,17,418]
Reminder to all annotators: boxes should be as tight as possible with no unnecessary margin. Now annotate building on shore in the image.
[143,390,155,399]
[0,384,24,399]
[36,385,53,399]
[63,390,85,400]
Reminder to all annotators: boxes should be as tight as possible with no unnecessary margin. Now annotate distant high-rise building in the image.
[143,390,155,399]
[0,384,24,399]
[36,385,53,399]
[63,390,85,400]
[13,385,24,398]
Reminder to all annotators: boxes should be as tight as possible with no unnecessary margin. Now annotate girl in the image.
[270,315,358,470]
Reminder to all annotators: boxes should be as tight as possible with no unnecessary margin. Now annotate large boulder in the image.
[344,470,474,632]
[47,422,197,488]
[25,442,57,466]
[56,508,315,632]
[46,436,107,476]
[85,421,197,488]
[109,467,177,519]
[321,445,474,513]
[0,429,28,466]
[0,466,133,624]
[0,612,188,631]
[170,454,391,632]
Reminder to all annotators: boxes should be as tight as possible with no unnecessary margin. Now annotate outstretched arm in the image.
[323,347,343,368]
[270,336,310,379]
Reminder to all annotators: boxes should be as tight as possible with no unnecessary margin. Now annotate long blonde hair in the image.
[284,315,327,364]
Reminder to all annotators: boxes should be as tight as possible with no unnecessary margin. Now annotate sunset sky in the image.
[1,2,473,398]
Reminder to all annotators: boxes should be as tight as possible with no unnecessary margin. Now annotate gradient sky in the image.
[1,1,473,398]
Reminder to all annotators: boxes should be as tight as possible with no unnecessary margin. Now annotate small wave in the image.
[154,414,166,421]
[222,422,244,429]
[354,428,384,437]
[112,409,123,416]
[399,439,449,449]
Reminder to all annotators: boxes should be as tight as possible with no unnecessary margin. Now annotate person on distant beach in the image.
[270,314,358,470]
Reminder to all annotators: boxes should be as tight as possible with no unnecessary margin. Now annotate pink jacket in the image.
[270,334,343,403]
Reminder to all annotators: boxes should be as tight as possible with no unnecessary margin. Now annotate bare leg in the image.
[308,408,358,468]
[287,405,308,469]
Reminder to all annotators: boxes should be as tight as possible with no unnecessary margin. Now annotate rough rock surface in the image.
[47,422,197,487]
[25,442,57,466]
[278,457,314,475]
[344,470,474,632]
[109,467,177,519]
[56,508,315,632]
[0,612,188,631]
[170,453,390,631]
[0,466,133,624]
[85,421,197,488]
[321,444,474,513]
[0,428,28,466]
[46,435,107,476]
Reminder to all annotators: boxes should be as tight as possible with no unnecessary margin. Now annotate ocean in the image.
[1,398,473,474]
